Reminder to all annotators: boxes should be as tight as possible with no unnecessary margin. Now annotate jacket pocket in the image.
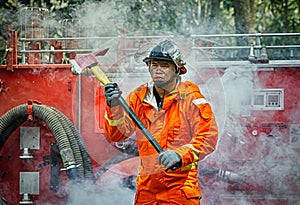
[181,186,201,199]
[198,103,213,120]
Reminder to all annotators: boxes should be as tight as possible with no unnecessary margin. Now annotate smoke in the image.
[199,65,300,204]
[221,66,255,115]
[34,176,135,205]
[10,1,300,205]
[72,2,122,35]
[64,178,135,205]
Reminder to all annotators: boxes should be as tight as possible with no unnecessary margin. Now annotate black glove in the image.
[104,83,122,107]
[158,150,182,171]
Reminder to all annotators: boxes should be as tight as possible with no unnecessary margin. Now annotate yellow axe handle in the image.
[89,64,165,154]
[90,65,111,86]
[88,63,179,170]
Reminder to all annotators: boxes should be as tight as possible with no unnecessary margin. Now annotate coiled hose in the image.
[0,103,93,180]
[48,106,93,179]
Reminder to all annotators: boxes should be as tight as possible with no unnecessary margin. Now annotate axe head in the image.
[70,48,109,74]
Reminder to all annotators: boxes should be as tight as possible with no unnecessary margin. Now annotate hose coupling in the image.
[60,163,81,171]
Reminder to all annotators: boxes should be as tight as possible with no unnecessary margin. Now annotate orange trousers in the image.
[134,189,201,205]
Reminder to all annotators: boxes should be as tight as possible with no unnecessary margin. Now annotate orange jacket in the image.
[104,81,218,198]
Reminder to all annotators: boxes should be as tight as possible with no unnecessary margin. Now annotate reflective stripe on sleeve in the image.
[180,144,200,171]
[185,143,201,154]
[192,98,208,105]
[104,112,125,126]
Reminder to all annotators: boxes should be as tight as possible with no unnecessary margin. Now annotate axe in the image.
[69,50,165,155]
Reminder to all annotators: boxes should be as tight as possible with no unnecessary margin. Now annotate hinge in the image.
[0,79,6,92]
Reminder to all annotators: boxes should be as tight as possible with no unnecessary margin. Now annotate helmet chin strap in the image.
[154,72,178,89]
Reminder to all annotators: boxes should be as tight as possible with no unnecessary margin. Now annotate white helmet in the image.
[143,40,187,75]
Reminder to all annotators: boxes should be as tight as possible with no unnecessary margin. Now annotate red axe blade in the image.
[76,54,98,69]
[76,48,109,69]
[94,48,109,57]
[70,48,109,74]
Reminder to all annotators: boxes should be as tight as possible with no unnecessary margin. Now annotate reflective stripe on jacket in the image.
[104,80,218,198]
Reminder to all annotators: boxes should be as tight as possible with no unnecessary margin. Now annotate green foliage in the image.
[0,0,299,37]
[257,0,300,33]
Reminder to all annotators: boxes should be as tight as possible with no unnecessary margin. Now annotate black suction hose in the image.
[32,104,80,179]
[48,106,84,178]
[49,106,93,179]
[0,103,92,180]
[0,105,28,149]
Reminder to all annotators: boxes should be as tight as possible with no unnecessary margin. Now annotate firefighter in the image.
[103,40,218,205]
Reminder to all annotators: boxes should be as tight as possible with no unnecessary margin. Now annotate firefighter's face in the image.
[149,60,177,87]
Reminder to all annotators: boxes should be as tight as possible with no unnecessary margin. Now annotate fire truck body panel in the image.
[0,15,300,204]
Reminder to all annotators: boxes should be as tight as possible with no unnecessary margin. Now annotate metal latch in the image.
[0,79,6,92]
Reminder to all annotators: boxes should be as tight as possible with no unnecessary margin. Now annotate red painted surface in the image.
[1,28,300,204]
[0,66,116,204]
[2,64,299,204]
[199,67,300,204]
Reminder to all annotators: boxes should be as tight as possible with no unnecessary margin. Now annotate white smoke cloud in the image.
[199,64,300,204]
[71,1,126,37]
[11,1,300,205]
[64,178,135,205]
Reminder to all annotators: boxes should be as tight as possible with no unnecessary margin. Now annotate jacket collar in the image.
[143,77,183,110]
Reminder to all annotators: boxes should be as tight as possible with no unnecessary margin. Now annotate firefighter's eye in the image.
[160,63,170,68]
[151,63,159,68]
[150,63,170,70]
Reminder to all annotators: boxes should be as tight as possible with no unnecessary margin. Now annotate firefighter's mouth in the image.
[153,76,165,81]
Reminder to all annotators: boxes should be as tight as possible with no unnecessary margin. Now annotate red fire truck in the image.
[0,7,300,205]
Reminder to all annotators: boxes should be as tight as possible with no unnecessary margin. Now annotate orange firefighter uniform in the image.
[104,80,218,205]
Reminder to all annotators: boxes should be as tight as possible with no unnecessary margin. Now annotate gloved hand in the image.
[104,83,122,107]
[158,150,182,171]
